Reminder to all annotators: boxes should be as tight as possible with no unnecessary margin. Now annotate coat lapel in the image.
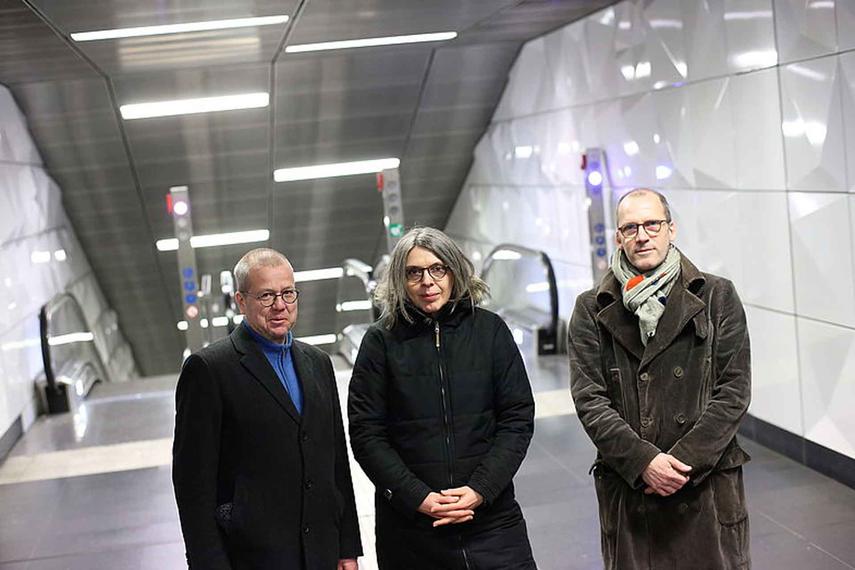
[639,256,707,369]
[290,341,321,421]
[595,273,645,361]
[231,326,301,424]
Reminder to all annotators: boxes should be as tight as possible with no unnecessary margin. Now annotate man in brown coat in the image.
[569,189,752,569]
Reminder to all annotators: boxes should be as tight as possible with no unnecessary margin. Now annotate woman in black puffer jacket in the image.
[348,226,537,570]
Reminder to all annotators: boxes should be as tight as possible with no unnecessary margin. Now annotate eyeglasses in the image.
[246,289,299,307]
[617,219,670,239]
[405,264,449,283]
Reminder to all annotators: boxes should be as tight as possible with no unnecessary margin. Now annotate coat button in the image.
[301,432,309,442]
[673,366,684,378]
[640,372,650,382]
[641,416,652,428]
[383,488,393,500]
[637,504,646,514]
[678,503,688,514]
[304,479,313,490]
[674,413,687,425]
[303,526,310,534]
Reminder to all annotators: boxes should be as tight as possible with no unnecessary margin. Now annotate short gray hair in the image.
[616,188,672,223]
[234,248,290,292]
[374,227,489,328]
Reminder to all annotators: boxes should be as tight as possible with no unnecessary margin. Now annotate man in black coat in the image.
[173,248,362,569]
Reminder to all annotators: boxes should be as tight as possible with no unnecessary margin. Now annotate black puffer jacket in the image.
[348,302,536,570]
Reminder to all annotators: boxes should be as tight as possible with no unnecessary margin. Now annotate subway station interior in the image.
[2,0,855,568]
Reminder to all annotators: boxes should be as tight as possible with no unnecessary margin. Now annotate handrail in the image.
[481,243,561,354]
[41,292,110,395]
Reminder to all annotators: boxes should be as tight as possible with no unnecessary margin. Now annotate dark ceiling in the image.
[0,0,613,375]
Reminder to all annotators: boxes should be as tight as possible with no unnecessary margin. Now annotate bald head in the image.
[615,188,671,226]
[234,248,292,293]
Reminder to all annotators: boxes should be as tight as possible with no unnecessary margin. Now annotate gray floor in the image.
[1,360,854,569]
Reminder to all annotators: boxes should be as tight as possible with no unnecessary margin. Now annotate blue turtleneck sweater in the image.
[242,321,303,414]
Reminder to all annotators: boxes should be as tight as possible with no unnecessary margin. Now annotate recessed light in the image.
[294,267,344,282]
[121,92,269,120]
[274,158,399,182]
[71,15,290,42]
[156,229,270,251]
[285,31,456,54]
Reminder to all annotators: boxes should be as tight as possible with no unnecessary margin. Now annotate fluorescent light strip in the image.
[157,229,270,252]
[274,158,399,182]
[294,267,344,282]
[297,334,337,346]
[71,15,289,42]
[121,92,268,120]
[338,300,373,312]
[285,31,457,53]
[48,332,95,346]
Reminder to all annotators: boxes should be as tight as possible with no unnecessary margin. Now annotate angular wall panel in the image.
[789,192,855,327]
[798,318,855,458]
[780,56,846,191]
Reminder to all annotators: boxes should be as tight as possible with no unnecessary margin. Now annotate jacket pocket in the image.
[593,466,621,536]
[710,466,748,525]
[607,368,628,417]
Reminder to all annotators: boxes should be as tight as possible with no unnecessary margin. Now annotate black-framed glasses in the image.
[246,289,299,307]
[405,264,449,283]
[618,219,670,239]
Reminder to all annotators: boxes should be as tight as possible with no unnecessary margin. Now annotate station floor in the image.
[1,355,855,569]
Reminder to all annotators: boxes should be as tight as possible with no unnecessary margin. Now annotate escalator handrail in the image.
[480,243,560,338]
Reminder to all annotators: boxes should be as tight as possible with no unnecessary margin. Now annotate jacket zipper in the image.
[435,321,471,570]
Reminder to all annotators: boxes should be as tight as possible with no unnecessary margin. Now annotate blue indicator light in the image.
[185,294,197,304]
[182,267,194,278]
[596,248,607,257]
[183,281,196,291]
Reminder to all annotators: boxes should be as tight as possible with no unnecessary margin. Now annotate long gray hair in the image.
[374,227,489,328]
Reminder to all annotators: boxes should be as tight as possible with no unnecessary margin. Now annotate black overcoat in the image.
[569,255,752,569]
[173,325,362,569]
[349,302,537,570]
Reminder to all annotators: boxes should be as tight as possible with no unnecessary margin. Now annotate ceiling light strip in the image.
[71,15,290,42]
[285,31,456,53]
[274,158,399,182]
[121,92,269,120]
[156,229,270,252]
[294,267,344,282]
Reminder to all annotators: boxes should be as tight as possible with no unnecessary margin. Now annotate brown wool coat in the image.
[569,255,752,570]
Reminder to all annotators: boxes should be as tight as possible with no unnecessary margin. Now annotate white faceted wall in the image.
[446,0,855,461]
[0,85,137,439]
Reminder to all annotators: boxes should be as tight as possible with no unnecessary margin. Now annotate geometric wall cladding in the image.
[774,0,838,64]
[788,192,855,328]
[780,57,847,191]
[447,0,855,460]
[798,318,855,458]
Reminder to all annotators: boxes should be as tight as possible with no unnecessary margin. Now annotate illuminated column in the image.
[377,168,405,253]
[168,185,203,353]
[583,148,609,283]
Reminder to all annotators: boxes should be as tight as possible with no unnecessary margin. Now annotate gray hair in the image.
[615,188,672,223]
[374,227,489,329]
[234,248,291,292]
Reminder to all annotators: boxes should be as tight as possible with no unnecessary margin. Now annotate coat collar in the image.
[231,324,312,424]
[392,297,474,340]
[594,252,708,364]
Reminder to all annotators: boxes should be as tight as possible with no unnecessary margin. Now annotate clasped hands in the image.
[642,452,692,497]
[418,486,483,527]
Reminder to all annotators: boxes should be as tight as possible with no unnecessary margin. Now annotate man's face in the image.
[235,263,298,343]
[405,246,454,316]
[615,192,676,273]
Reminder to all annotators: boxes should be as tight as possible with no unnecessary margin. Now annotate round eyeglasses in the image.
[405,264,449,283]
[247,289,299,307]
[617,219,670,239]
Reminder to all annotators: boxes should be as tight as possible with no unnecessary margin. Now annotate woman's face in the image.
[404,246,454,316]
